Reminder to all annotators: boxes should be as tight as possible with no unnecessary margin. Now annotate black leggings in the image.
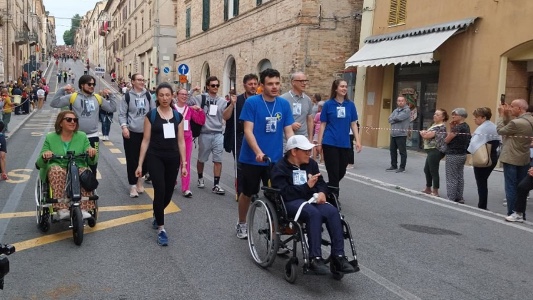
[88,136,100,175]
[147,153,179,226]
[322,144,350,189]
[123,132,146,185]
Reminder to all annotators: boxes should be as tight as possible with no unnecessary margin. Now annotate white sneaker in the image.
[129,185,139,198]
[236,223,248,239]
[57,209,70,220]
[197,178,205,188]
[82,210,92,219]
[505,212,524,223]
[183,190,192,198]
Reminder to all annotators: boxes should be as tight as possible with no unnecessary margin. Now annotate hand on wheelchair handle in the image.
[42,151,54,160]
[87,148,97,158]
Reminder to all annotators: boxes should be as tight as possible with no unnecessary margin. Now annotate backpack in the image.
[125,92,152,124]
[149,108,181,125]
[69,92,102,110]
[191,95,207,138]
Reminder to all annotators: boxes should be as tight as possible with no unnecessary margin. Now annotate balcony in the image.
[15,31,29,44]
[28,33,38,45]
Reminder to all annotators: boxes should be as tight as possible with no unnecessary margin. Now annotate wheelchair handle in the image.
[50,152,89,160]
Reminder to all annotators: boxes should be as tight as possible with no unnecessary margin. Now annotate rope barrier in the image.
[360,125,533,140]
[0,97,34,113]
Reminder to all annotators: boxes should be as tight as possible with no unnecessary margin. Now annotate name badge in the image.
[266,117,277,133]
[86,100,96,112]
[292,170,307,185]
[163,123,176,139]
[337,107,346,118]
[292,103,302,116]
[184,120,189,131]
[209,104,218,116]
[135,98,145,108]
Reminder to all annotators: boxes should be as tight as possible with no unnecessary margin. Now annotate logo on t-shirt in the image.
[275,112,282,121]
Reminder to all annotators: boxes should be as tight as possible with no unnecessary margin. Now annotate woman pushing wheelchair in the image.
[36,111,98,220]
[271,135,357,275]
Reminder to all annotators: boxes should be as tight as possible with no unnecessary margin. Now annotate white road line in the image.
[359,265,422,300]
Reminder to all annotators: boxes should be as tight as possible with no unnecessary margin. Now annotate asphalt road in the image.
[0,60,532,299]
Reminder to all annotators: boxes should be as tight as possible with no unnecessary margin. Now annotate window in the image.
[202,0,210,31]
[185,7,191,38]
[224,0,239,21]
[141,17,144,32]
[135,23,138,38]
[388,0,407,26]
[257,0,270,5]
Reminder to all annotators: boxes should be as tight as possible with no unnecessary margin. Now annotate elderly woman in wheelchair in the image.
[36,111,98,223]
[270,135,357,276]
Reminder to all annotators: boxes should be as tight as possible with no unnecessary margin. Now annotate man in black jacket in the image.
[271,135,355,275]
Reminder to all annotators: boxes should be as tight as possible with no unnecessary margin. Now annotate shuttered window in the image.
[224,0,239,21]
[388,0,407,26]
[202,0,210,31]
[185,7,191,38]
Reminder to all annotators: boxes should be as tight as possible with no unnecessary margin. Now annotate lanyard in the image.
[262,95,276,117]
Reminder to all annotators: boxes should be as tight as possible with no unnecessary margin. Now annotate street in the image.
[0,60,532,299]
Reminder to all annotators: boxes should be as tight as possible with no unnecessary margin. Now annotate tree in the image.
[63,14,82,45]
[63,30,73,45]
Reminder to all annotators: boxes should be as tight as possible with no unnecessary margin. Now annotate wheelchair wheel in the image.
[247,199,279,268]
[71,207,84,246]
[35,178,50,232]
[284,257,298,283]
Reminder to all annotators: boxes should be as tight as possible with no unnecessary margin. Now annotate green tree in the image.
[63,14,81,45]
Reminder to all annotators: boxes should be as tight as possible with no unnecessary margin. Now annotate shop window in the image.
[388,0,407,26]
[224,0,239,20]
[202,0,210,32]
[185,7,191,38]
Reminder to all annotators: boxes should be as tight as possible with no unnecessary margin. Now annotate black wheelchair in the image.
[247,184,359,283]
[35,151,99,246]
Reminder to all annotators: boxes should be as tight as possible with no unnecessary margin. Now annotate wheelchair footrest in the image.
[84,195,99,201]
[349,259,360,273]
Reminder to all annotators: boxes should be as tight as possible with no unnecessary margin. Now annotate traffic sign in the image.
[178,64,189,75]
[163,66,170,74]
[179,75,188,83]
[94,66,105,75]
[154,67,159,74]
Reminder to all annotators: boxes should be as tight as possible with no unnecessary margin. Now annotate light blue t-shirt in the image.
[320,99,358,148]
[239,95,294,165]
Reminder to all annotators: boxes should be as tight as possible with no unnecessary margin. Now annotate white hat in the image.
[286,135,316,152]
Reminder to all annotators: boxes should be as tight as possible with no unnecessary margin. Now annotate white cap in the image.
[286,135,316,152]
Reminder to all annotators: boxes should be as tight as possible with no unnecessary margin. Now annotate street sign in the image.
[177,64,189,75]
[94,66,105,75]
[179,75,188,83]
[163,66,171,74]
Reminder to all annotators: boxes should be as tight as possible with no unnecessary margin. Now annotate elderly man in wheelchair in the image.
[270,135,357,275]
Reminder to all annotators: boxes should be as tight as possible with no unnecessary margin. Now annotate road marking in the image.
[103,141,113,147]
[96,170,102,179]
[109,148,122,154]
[5,169,33,183]
[117,157,126,164]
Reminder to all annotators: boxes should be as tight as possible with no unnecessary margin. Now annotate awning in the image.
[345,17,477,68]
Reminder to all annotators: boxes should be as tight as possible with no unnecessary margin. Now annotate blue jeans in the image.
[503,163,529,215]
[100,113,112,136]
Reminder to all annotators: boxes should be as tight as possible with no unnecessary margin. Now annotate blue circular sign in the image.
[178,64,189,75]
[163,66,170,74]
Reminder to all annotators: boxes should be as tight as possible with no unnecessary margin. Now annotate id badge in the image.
[292,103,302,116]
[266,117,277,133]
[336,106,346,118]
[209,104,218,116]
[184,120,189,131]
[86,100,96,112]
[292,170,307,185]
[136,98,145,108]
[163,123,176,139]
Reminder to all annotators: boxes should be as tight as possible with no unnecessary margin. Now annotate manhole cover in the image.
[400,224,461,236]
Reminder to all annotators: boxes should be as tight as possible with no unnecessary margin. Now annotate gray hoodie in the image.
[118,89,156,133]
[50,88,117,136]
[388,106,411,137]
[190,94,226,133]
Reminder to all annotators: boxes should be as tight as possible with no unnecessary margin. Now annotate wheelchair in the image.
[247,185,359,283]
[35,151,99,246]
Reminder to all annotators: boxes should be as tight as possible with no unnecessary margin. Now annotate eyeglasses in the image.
[210,84,220,88]
[293,80,309,83]
[63,117,79,123]
[86,82,96,87]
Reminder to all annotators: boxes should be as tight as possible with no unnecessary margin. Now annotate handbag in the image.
[472,143,492,167]
[79,169,99,191]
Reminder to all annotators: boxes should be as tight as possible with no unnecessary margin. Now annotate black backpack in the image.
[191,95,206,138]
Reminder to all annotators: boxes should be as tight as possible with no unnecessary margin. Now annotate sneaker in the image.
[236,223,248,239]
[455,199,465,204]
[331,255,356,274]
[81,210,92,219]
[277,245,290,255]
[396,168,405,173]
[183,190,193,198]
[144,174,152,184]
[505,212,524,223]
[212,185,225,195]
[197,178,205,188]
[157,230,168,246]
[129,185,139,198]
[385,166,397,172]
[309,257,329,275]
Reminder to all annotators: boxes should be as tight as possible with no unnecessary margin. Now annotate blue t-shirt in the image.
[320,99,358,148]
[239,95,294,165]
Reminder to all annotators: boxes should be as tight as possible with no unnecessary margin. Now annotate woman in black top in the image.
[444,108,471,203]
[136,83,187,246]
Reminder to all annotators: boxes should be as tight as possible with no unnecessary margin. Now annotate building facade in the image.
[348,0,533,149]
[175,0,362,98]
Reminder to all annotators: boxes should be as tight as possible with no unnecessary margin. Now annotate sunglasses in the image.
[86,83,96,87]
[63,117,79,123]
[210,84,220,88]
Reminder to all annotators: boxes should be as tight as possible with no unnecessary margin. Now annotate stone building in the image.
[175,0,363,98]
[347,0,533,149]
